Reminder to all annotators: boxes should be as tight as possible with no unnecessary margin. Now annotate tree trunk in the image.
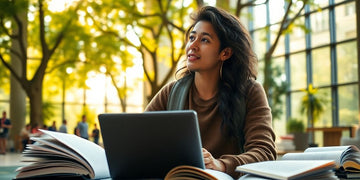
[9,6,27,152]
[9,61,26,152]
[29,80,43,128]
[120,75,127,112]
[263,52,272,98]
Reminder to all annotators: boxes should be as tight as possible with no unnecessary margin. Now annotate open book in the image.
[164,165,233,180]
[281,145,360,172]
[15,129,110,179]
[15,129,232,180]
[236,145,360,179]
[236,160,337,180]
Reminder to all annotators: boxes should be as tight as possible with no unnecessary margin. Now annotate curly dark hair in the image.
[176,6,258,139]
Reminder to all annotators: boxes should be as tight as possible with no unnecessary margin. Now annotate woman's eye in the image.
[189,35,195,41]
[201,38,209,43]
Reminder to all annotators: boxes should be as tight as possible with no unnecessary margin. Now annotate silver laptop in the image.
[98,110,205,179]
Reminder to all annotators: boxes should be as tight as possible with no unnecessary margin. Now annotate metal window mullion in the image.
[305,4,313,126]
[266,1,271,51]
[284,0,291,120]
[265,0,273,107]
[285,33,291,120]
[248,3,254,40]
[329,0,339,126]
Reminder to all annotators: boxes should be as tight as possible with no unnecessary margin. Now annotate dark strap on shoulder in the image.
[167,74,194,110]
[168,74,247,153]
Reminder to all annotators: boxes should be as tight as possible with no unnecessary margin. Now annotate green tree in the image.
[70,0,137,112]
[85,0,197,102]
[0,0,83,126]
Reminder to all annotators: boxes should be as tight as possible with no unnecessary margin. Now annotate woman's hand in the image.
[202,148,225,172]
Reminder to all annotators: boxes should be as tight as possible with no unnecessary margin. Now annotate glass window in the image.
[252,29,267,59]
[294,87,331,128]
[337,41,358,83]
[291,91,307,126]
[335,0,350,4]
[313,88,332,127]
[312,47,331,86]
[290,0,307,16]
[289,17,306,52]
[336,2,356,42]
[338,85,359,126]
[269,0,285,24]
[273,91,287,136]
[239,8,249,26]
[272,56,286,77]
[253,4,267,29]
[311,9,330,47]
[310,0,328,11]
[290,52,307,90]
[271,24,285,56]
[344,2,356,16]
[271,56,286,122]
[257,59,265,83]
[248,0,358,138]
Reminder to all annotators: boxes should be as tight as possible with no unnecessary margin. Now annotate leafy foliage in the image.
[268,64,288,121]
[0,0,324,129]
[300,84,327,126]
[286,117,305,133]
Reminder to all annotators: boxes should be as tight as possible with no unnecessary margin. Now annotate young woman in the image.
[145,6,276,178]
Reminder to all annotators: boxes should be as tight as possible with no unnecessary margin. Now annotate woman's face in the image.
[185,21,222,74]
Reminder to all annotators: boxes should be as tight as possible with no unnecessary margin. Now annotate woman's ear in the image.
[220,47,233,61]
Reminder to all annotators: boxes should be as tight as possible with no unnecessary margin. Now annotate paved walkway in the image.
[0,152,29,167]
[0,152,30,180]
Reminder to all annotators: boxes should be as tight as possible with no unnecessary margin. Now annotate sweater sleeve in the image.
[219,81,277,178]
[144,81,176,111]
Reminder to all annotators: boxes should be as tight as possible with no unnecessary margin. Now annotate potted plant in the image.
[286,118,309,151]
[300,84,326,128]
[299,84,327,146]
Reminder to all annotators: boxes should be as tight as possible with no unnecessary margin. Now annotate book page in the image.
[165,165,233,180]
[282,151,343,168]
[29,136,92,174]
[343,160,360,172]
[204,169,233,180]
[239,170,338,180]
[283,145,360,171]
[236,160,336,180]
[17,160,88,172]
[24,143,77,160]
[304,146,352,153]
[27,139,87,163]
[39,129,110,179]
[340,146,360,170]
[16,166,90,179]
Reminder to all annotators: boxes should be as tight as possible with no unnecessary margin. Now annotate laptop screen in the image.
[98,110,205,179]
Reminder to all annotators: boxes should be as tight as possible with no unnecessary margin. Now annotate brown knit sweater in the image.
[145,79,276,178]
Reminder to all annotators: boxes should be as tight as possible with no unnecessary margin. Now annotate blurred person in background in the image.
[0,111,12,154]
